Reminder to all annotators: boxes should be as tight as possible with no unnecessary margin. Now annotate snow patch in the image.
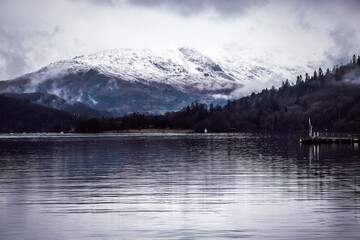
[88,95,98,105]
[22,46,307,99]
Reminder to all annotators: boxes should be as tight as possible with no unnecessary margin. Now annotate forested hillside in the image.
[76,54,360,133]
[0,95,80,132]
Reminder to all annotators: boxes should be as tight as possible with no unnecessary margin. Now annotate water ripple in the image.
[0,133,359,239]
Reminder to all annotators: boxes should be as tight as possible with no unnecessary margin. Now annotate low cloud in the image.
[325,26,358,65]
[0,29,29,79]
[127,0,268,17]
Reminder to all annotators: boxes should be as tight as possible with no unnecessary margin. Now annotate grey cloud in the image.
[0,29,30,80]
[127,0,268,17]
[0,26,62,80]
[281,0,360,67]
[126,0,360,18]
[289,0,360,9]
[71,0,116,6]
[1,0,360,80]
[295,9,313,31]
[325,26,359,65]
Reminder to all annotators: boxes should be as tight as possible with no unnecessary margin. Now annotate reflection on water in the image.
[0,133,359,239]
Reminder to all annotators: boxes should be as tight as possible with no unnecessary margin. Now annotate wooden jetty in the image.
[300,118,360,144]
[300,134,360,144]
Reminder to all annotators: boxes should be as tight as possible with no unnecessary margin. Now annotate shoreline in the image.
[0,129,196,138]
[103,129,195,134]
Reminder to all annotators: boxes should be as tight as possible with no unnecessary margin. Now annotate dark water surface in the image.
[0,133,359,239]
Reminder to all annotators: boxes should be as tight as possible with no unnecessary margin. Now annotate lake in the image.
[0,133,359,239]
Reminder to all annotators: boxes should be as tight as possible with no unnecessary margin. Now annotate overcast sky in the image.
[0,0,360,80]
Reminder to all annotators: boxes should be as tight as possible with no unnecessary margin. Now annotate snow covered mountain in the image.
[0,47,305,116]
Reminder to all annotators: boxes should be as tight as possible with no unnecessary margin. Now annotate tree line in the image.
[17,53,349,134]
[4,54,359,133]
[76,54,360,133]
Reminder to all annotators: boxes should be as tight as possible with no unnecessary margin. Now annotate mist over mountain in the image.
[1,92,108,118]
[76,54,360,133]
[1,50,359,133]
[0,47,305,116]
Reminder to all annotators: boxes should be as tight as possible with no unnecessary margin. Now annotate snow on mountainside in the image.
[31,47,241,94]
[29,47,304,94]
[0,47,306,116]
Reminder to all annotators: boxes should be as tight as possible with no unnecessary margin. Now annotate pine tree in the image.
[209,103,214,115]
[326,68,330,76]
[282,79,290,88]
[313,70,318,80]
[296,75,303,85]
[332,66,337,74]
[318,68,324,78]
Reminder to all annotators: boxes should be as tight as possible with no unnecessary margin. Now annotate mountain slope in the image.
[88,56,360,133]
[2,92,108,118]
[0,47,305,115]
[0,95,80,132]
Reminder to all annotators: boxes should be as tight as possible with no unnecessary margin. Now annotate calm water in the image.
[0,133,359,239]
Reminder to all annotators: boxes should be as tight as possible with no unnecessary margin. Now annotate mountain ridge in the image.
[76,54,360,133]
[0,47,306,116]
